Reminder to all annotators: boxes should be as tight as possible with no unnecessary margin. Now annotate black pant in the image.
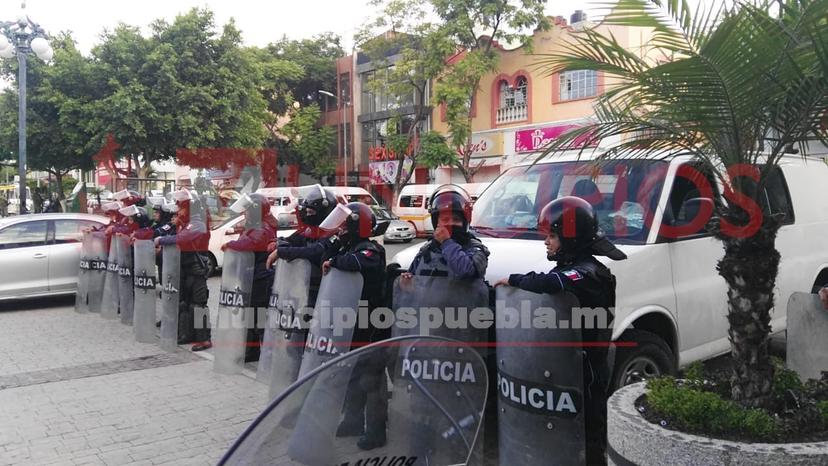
[342,349,388,434]
[245,275,274,361]
[584,347,609,466]
[178,270,210,344]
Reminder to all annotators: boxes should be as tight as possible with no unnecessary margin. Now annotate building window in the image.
[496,76,528,124]
[339,73,351,106]
[360,67,417,115]
[560,70,598,101]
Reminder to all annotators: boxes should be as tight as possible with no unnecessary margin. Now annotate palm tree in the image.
[536,0,828,409]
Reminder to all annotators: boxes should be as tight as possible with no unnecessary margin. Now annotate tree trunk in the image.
[712,208,782,409]
[55,171,64,200]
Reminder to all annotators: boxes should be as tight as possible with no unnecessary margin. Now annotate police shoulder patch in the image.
[361,250,374,257]
[561,269,583,281]
[162,225,171,231]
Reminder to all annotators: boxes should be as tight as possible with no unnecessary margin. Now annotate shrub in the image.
[647,377,780,440]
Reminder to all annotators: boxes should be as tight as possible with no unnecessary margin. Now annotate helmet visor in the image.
[113,189,130,201]
[172,189,194,202]
[229,193,254,214]
[102,201,123,212]
[319,203,353,231]
[118,205,140,217]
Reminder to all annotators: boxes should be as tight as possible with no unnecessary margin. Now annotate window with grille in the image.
[560,70,598,101]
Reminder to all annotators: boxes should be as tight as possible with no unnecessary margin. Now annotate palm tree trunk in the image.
[712,209,782,409]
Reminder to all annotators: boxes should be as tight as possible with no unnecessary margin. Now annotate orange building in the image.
[432,14,653,184]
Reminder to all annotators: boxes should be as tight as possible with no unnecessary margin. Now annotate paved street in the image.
[0,239,423,466]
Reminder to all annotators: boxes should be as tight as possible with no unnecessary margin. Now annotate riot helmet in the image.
[119,205,152,229]
[429,184,473,239]
[320,202,376,245]
[296,184,338,227]
[229,192,271,229]
[538,196,626,262]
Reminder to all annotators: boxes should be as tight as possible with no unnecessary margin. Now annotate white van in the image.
[390,152,828,389]
[394,183,492,236]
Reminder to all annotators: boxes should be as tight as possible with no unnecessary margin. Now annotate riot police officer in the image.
[494,196,626,465]
[223,193,278,362]
[149,198,177,238]
[265,185,339,307]
[120,205,155,240]
[156,190,212,351]
[320,202,388,451]
[404,185,489,279]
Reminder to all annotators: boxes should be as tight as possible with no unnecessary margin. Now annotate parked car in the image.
[373,206,415,243]
[0,213,109,300]
[389,152,828,390]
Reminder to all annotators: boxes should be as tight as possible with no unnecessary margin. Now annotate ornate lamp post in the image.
[0,6,53,214]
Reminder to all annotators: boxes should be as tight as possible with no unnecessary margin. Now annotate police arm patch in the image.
[561,270,583,281]
[361,250,374,257]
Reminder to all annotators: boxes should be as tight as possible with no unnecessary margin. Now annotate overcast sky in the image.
[9,0,599,54]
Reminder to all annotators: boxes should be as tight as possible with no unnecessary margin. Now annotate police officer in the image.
[222,193,278,362]
[149,198,177,238]
[265,185,339,306]
[320,202,388,451]
[156,190,212,351]
[494,196,626,465]
[120,205,155,240]
[403,185,489,279]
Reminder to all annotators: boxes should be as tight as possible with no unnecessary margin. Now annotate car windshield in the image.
[471,159,669,244]
[371,206,396,220]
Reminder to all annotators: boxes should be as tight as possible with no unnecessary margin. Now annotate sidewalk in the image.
[0,299,268,465]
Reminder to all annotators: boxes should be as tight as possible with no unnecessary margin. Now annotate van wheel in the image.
[611,329,676,391]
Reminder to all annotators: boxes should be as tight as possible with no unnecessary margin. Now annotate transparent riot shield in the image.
[100,236,121,319]
[74,231,92,313]
[215,250,255,375]
[133,239,158,344]
[495,287,584,466]
[787,292,828,381]
[391,275,490,344]
[116,235,134,325]
[160,245,181,352]
[256,260,279,383]
[219,335,488,466]
[296,269,363,378]
[266,259,313,397]
[87,232,109,313]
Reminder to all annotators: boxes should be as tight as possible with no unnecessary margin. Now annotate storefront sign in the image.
[369,158,413,185]
[457,133,503,158]
[514,124,595,153]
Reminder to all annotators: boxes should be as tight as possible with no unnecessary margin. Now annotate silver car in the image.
[373,207,415,243]
[0,213,109,300]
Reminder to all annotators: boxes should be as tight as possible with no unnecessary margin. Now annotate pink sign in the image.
[514,124,595,153]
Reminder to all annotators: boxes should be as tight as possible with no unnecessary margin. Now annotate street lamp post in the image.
[0,7,53,215]
[319,90,350,186]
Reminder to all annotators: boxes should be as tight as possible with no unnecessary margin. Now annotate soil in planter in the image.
[633,362,828,444]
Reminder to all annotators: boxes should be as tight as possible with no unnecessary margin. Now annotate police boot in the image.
[357,427,386,451]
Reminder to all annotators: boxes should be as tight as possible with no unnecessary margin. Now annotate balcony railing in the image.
[496,104,528,124]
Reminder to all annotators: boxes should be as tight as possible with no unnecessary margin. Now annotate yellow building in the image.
[431,15,653,183]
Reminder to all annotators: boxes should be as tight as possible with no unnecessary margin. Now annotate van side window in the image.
[662,163,719,239]
[400,195,423,208]
[759,166,794,225]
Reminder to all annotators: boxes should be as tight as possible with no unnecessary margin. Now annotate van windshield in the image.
[344,194,377,205]
[471,160,669,244]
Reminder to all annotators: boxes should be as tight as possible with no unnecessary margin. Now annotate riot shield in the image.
[295,269,363,379]
[100,236,121,319]
[266,259,313,397]
[117,235,135,325]
[391,275,490,344]
[160,245,181,352]
[255,259,278,383]
[133,239,158,344]
[74,231,92,313]
[87,232,109,313]
[219,335,488,466]
[214,250,255,375]
[787,292,828,381]
[495,287,584,466]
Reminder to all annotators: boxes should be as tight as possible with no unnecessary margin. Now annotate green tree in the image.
[277,104,337,182]
[0,33,96,199]
[536,0,828,408]
[360,0,548,185]
[86,8,268,179]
